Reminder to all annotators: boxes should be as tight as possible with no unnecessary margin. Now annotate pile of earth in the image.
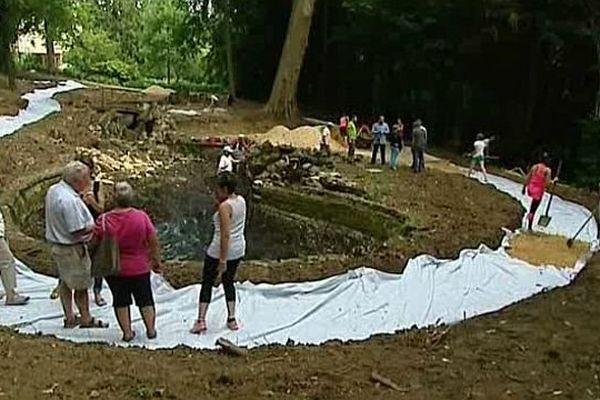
[88,102,179,142]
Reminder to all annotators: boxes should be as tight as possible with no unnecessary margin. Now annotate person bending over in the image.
[523,153,556,231]
[192,173,247,334]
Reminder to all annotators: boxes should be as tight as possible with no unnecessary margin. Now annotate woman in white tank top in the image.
[192,173,246,334]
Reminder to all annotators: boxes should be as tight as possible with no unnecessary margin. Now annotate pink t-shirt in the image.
[93,209,157,277]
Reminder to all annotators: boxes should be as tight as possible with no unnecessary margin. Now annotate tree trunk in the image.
[265,0,317,120]
[224,0,236,100]
[593,31,600,120]
[44,19,56,73]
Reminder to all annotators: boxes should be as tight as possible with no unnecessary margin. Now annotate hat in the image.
[223,145,233,153]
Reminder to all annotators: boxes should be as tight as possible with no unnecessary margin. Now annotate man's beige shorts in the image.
[0,238,14,267]
[51,244,92,291]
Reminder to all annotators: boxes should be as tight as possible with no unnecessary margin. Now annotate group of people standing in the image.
[0,156,247,341]
[339,115,428,173]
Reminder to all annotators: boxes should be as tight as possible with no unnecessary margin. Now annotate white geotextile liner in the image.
[0,81,85,138]
[0,174,594,349]
[0,88,598,349]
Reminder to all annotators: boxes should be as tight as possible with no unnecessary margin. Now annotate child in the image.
[468,133,495,182]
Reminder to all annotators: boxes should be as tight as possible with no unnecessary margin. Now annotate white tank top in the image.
[206,195,247,260]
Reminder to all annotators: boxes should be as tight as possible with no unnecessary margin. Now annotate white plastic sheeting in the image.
[0,173,594,349]
[0,81,85,138]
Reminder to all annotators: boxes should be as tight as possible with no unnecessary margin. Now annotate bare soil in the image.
[0,86,598,399]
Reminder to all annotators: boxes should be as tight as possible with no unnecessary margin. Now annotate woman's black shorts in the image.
[106,273,154,308]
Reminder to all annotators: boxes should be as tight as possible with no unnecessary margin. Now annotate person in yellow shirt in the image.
[347,115,358,160]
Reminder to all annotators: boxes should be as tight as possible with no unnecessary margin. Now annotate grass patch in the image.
[257,187,412,241]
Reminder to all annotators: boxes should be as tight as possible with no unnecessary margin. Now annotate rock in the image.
[302,163,312,170]
[309,166,320,175]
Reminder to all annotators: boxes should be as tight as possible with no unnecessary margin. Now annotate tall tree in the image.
[223,0,236,99]
[265,0,317,119]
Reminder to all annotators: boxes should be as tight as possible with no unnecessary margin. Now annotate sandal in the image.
[79,317,109,329]
[123,331,136,343]
[190,319,207,334]
[63,316,81,329]
[5,295,30,306]
[227,317,239,331]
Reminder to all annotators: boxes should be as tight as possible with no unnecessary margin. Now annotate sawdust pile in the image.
[507,233,589,268]
[255,125,345,152]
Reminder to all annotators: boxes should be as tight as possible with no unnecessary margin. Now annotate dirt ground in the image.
[0,85,599,399]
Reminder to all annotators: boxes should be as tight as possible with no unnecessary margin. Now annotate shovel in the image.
[567,206,598,248]
[538,160,562,228]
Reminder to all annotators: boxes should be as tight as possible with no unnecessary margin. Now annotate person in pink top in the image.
[91,182,163,342]
[522,153,556,230]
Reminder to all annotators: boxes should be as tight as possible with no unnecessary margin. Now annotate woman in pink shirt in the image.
[92,182,162,342]
[522,153,556,230]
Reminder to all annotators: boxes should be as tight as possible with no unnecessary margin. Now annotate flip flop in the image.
[79,318,109,329]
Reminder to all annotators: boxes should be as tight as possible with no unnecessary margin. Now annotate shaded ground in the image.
[0,85,597,399]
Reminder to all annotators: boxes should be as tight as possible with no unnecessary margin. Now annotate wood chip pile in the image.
[507,233,589,268]
[254,125,345,152]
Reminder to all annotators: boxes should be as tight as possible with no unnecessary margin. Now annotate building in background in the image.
[15,32,62,69]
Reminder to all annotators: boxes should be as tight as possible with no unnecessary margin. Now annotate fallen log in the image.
[370,371,407,392]
[216,337,248,357]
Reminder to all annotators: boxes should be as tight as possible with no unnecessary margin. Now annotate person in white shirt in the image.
[217,146,235,175]
[45,161,109,329]
[467,133,495,182]
[191,173,246,334]
[0,209,29,305]
[320,124,332,154]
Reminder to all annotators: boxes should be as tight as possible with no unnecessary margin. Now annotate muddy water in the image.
[138,175,368,262]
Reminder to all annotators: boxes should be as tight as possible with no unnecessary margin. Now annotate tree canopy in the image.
[1,0,599,185]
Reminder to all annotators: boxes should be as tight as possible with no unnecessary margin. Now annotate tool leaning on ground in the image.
[567,205,599,248]
[538,160,563,228]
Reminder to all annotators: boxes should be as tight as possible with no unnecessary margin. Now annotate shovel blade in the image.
[538,215,552,227]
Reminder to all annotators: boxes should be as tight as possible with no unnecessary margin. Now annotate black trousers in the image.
[371,143,386,164]
[199,255,242,303]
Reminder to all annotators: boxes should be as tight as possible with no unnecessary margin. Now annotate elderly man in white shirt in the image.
[0,209,29,305]
[217,146,235,175]
[45,161,108,329]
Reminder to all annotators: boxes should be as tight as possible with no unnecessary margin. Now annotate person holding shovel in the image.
[522,153,557,231]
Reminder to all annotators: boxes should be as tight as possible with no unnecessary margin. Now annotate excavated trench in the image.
[8,146,414,268]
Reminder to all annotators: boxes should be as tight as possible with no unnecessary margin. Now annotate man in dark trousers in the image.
[371,115,390,165]
[412,119,427,173]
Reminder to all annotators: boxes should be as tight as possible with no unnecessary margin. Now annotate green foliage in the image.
[574,119,600,188]
[14,54,45,72]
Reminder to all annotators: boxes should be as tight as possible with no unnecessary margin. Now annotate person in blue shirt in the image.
[370,115,390,165]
